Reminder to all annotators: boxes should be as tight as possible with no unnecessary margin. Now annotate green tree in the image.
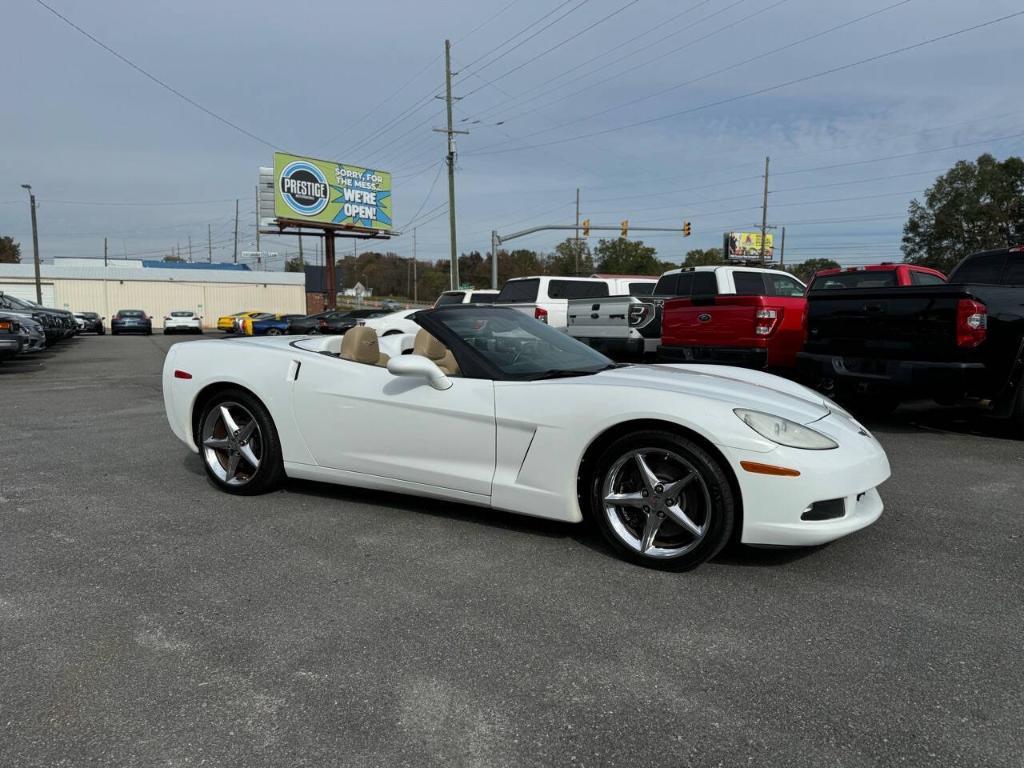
[784,258,840,283]
[902,153,1024,273]
[546,238,593,276]
[285,256,305,272]
[162,254,184,262]
[593,238,660,274]
[0,236,20,264]
[505,248,543,278]
[683,247,723,267]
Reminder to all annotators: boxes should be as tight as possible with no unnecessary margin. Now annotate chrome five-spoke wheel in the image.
[602,449,711,559]
[201,401,263,487]
[591,431,735,570]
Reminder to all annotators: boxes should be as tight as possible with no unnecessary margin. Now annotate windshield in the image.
[432,307,613,379]
[811,271,897,289]
[170,311,194,317]
[119,310,145,317]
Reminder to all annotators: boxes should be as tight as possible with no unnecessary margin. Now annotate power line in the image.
[469,10,1024,155]
[506,0,913,134]
[402,163,446,228]
[30,0,278,149]
[461,0,718,124]
[459,0,642,99]
[456,0,588,77]
[464,0,770,126]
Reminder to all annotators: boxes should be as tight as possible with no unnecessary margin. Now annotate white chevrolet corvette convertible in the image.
[162,306,890,570]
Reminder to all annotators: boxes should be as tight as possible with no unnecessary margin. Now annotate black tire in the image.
[846,394,900,420]
[162,329,170,335]
[196,389,285,495]
[266,328,282,336]
[587,430,735,571]
[111,330,119,336]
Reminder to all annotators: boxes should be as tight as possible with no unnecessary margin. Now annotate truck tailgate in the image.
[566,297,631,338]
[804,286,969,361]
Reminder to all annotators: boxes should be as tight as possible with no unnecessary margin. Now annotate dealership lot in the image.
[1,336,1021,767]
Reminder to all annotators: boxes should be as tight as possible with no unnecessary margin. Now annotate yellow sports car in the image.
[217,311,262,333]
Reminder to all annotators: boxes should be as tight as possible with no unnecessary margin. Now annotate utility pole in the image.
[780,226,786,266]
[491,229,498,290]
[233,199,239,264]
[575,187,581,276]
[434,39,469,291]
[103,236,108,267]
[20,185,41,303]
[324,235,336,309]
[298,234,304,266]
[413,227,418,304]
[759,156,770,265]
[208,224,212,262]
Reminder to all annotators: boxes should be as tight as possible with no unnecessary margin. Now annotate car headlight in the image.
[734,409,838,450]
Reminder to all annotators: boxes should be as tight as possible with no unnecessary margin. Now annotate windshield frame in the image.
[416,306,615,382]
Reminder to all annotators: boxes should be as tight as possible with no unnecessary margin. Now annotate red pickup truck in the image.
[658,263,947,372]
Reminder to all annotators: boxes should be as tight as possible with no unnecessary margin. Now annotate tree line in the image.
[4,154,1020,297]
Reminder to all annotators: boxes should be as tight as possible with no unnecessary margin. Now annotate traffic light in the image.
[620,219,629,238]
[683,221,692,237]
[581,218,590,238]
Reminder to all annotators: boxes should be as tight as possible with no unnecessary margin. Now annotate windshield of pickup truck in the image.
[432,307,614,379]
[812,272,898,290]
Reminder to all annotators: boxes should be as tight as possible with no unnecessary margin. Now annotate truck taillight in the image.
[956,299,987,348]
[755,308,780,336]
[534,307,548,324]
[628,302,652,327]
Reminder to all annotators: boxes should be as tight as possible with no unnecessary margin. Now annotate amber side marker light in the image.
[173,370,193,380]
[740,461,801,477]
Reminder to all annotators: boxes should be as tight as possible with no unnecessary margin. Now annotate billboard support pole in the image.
[324,234,336,310]
[759,156,770,265]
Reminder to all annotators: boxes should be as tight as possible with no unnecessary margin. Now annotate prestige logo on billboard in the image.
[279,161,330,216]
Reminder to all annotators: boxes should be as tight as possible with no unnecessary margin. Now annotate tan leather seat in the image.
[412,329,460,376]
[339,326,389,367]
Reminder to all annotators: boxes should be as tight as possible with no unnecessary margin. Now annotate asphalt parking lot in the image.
[1,334,1021,767]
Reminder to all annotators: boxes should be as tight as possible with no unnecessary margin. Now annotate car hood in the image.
[593,364,830,424]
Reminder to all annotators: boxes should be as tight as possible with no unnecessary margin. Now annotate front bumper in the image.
[722,412,891,547]
[0,337,21,359]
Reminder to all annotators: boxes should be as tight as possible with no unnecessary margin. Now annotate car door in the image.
[290,352,497,497]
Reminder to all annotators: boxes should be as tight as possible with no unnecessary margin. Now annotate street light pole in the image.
[21,184,42,304]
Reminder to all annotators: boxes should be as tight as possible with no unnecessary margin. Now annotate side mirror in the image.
[387,354,452,391]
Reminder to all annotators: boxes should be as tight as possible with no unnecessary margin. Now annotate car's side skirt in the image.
[283,462,492,508]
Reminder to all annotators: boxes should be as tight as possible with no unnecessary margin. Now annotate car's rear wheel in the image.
[589,430,735,571]
[198,390,284,495]
[266,328,282,336]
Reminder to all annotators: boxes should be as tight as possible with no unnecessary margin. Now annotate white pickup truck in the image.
[566,265,793,360]
[494,276,657,329]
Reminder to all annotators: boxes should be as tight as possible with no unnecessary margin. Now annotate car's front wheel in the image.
[266,328,282,336]
[589,430,736,571]
[197,390,284,495]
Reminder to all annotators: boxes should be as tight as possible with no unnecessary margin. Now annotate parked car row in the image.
[0,292,80,361]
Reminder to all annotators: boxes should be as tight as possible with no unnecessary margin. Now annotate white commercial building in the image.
[0,263,306,329]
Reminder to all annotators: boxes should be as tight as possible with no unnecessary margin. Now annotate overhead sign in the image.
[725,231,773,261]
[272,152,393,232]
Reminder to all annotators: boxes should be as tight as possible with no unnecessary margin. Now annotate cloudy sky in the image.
[2,0,1022,272]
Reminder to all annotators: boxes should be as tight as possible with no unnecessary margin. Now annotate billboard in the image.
[272,152,392,232]
[725,231,773,261]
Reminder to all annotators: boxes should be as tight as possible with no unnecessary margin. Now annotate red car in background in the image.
[808,263,947,290]
[658,263,948,373]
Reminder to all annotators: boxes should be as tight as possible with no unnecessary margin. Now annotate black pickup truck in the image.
[797,246,1024,429]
